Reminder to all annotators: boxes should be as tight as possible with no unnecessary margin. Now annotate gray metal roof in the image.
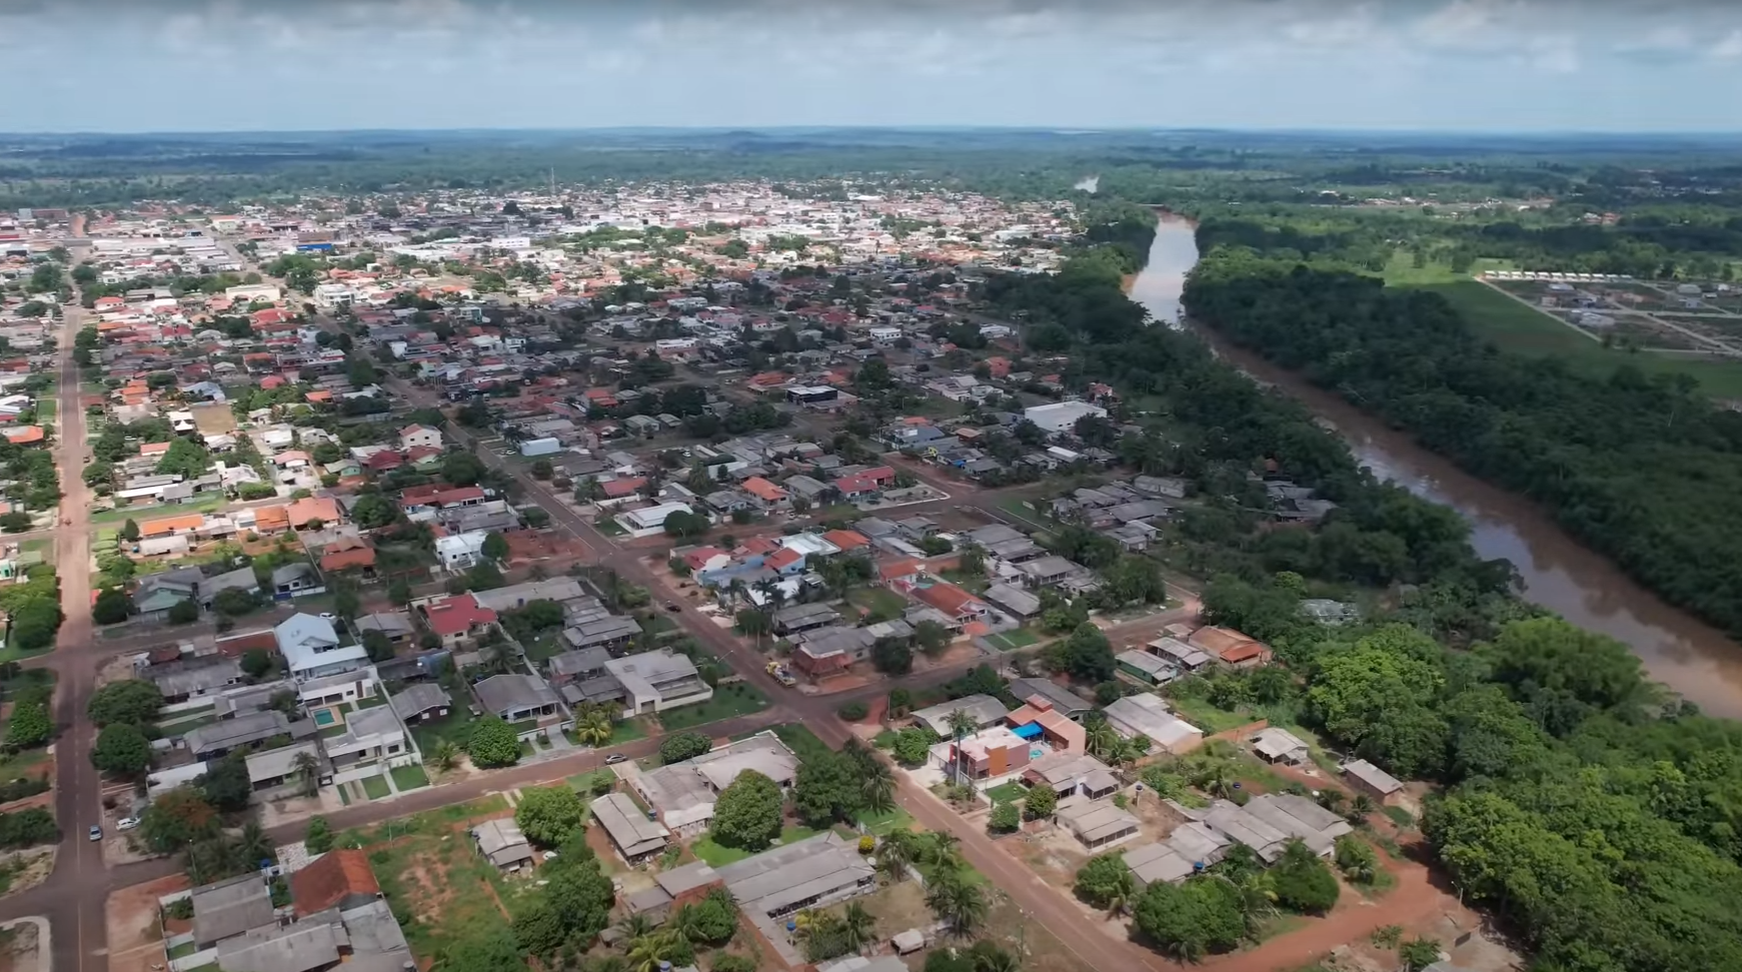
[473,673,559,716]
[590,792,671,859]
[715,832,875,917]
[389,682,450,722]
[214,911,342,972]
[185,710,290,755]
[191,874,274,946]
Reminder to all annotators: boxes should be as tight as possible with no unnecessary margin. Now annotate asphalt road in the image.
[0,239,1204,972]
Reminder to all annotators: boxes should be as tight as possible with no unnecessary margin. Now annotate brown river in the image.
[1129,215,1742,716]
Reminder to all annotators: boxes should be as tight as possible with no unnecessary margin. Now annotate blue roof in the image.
[1012,721,1044,739]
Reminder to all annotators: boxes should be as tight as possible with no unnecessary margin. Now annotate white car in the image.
[116,817,140,831]
[318,612,337,621]
[88,826,102,841]
[603,753,627,765]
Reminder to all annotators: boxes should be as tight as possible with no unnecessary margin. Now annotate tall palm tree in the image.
[875,830,918,880]
[1085,721,1121,760]
[427,740,461,775]
[1218,870,1278,938]
[945,709,979,785]
[840,902,877,954]
[236,822,274,868]
[1347,793,1378,823]
[291,751,320,798]
[967,940,1022,972]
[923,832,965,873]
[925,869,989,939]
[573,708,614,747]
[861,761,896,814]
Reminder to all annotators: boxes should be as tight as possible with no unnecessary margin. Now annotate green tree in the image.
[1023,782,1058,820]
[924,868,989,938]
[3,702,50,749]
[92,587,132,625]
[305,816,333,854]
[139,787,221,854]
[1334,834,1380,884]
[915,620,951,657]
[442,451,486,487]
[710,769,782,850]
[989,802,1019,833]
[659,731,712,765]
[119,519,141,542]
[1131,876,1247,961]
[872,637,913,675]
[87,679,164,727]
[167,599,199,624]
[1049,622,1115,682]
[198,754,254,812]
[1399,938,1443,972]
[1269,840,1340,914]
[482,531,510,563]
[467,716,521,768]
[91,723,152,777]
[515,785,588,847]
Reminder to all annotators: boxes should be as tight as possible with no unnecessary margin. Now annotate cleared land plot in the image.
[363,801,518,961]
[1412,280,1742,397]
[409,707,477,754]
[847,588,907,622]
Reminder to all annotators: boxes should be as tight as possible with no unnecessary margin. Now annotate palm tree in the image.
[922,832,965,873]
[861,761,896,814]
[1315,789,1347,813]
[925,869,989,939]
[291,751,320,798]
[840,902,877,954]
[1099,866,1137,920]
[612,914,656,945]
[1085,721,1121,760]
[573,707,614,747]
[875,830,918,880]
[1347,793,1378,823]
[625,931,683,972]
[967,940,1022,972]
[1217,870,1278,938]
[945,709,979,785]
[426,740,461,775]
[1190,759,1239,801]
[236,822,274,868]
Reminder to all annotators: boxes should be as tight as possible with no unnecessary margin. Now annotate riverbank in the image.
[1130,216,1742,717]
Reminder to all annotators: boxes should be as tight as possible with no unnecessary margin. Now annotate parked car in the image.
[88,826,102,841]
[116,817,139,831]
[603,753,626,765]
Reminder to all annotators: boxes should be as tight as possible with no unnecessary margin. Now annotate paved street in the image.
[0,245,1200,972]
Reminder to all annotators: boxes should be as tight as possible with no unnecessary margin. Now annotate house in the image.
[145,656,241,704]
[275,613,367,681]
[354,611,416,647]
[628,832,875,921]
[420,594,498,648]
[471,818,534,870]
[632,732,799,837]
[604,649,712,715]
[1251,727,1310,766]
[133,567,202,621]
[912,694,1009,737]
[473,673,561,726]
[321,706,409,773]
[399,424,443,451]
[389,683,451,724]
[1102,693,1203,755]
[1188,626,1273,669]
[772,602,838,636]
[189,874,274,948]
[199,567,261,609]
[288,848,381,917]
[590,791,673,864]
[318,537,376,576]
[1341,759,1404,803]
[434,530,489,571]
[1147,637,1214,672]
[933,725,1032,782]
[909,581,987,629]
[245,741,327,792]
[741,476,788,509]
[1022,751,1120,799]
[1022,401,1107,435]
[1056,797,1140,850]
[1123,822,1233,888]
[1008,679,1092,721]
[1203,794,1351,862]
[1017,555,1078,587]
[983,582,1041,619]
[1005,697,1086,754]
[270,562,325,599]
[285,496,341,530]
[1116,649,1176,686]
[547,647,611,686]
[185,710,294,760]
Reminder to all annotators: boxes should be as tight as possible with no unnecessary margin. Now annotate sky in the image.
[7,0,1742,133]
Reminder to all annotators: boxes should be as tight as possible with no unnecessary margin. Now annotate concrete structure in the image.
[274,614,366,682]
[1023,400,1107,434]
[1102,693,1204,755]
[189,874,273,948]
[911,694,1009,737]
[603,648,712,714]
[1022,752,1120,799]
[1251,727,1310,765]
[470,818,534,869]
[1341,759,1405,803]
[631,732,798,837]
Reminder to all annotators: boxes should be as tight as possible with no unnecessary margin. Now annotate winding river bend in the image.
[1130,215,1742,717]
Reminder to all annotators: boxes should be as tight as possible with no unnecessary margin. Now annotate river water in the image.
[1129,215,1742,716]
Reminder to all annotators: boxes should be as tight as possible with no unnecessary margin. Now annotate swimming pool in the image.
[313,709,337,727]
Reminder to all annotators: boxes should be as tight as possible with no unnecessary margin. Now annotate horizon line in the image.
[5,125,1742,140]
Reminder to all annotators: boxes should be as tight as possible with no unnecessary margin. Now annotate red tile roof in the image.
[601,478,646,499]
[914,581,984,618]
[765,547,803,571]
[822,530,870,550]
[422,594,497,638]
[288,849,380,918]
[742,477,787,502]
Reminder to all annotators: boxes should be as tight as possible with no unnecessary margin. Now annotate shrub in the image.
[837,701,869,721]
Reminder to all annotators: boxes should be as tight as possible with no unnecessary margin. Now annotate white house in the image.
[603,649,713,714]
[435,530,489,571]
[399,424,443,452]
[275,613,368,682]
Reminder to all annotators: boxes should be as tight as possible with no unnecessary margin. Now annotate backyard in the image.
[689,825,818,868]
[846,587,907,622]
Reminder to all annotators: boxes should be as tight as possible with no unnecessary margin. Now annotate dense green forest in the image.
[1182,253,1742,643]
[1002,216,1742,972]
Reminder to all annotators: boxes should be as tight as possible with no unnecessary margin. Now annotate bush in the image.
[658,731,712,765]
[164,898,194,921]
[989,802,1019,833]
[837,701,869,721]
[466,716,521,768]
[0,807,60,848]
[166,599,199,624]
[1271,840,1341,914]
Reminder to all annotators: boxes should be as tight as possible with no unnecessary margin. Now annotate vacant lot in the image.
[654,683,770,731]
[356,798,516,961]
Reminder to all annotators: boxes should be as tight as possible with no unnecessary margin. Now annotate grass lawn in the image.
[0,747,46,783]
[567,770,615,793]
[815,503,863,523]
[984,629,1038,652]
[919,861,988,886]
[655,684,770,732]
[983,782,1028,806]
[595,518,627,537]
[319,723,350,739]
[36,399,55,427]
[167,940,197,960]
[521,630,564,664]
[610,717,650,745]
[771,723,832,762]
[155,708,219,736]
[997,497,1051,530]
[847,587,907,622]
[1382,805,1415,829]
[1164,695,1254,735]
[0,643,52,665]
[355,695,387,710]
[692,826,820,867]
[390,765,430,791]
[410,708,478,754]
[91,493,226,524]
[361,775,392,800]
[855,807,915,836]
[1410,279,1742,398]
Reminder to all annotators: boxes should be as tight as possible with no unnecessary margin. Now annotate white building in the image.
[275,614,368,682]
[617,502,696,537]
[603,648,713,714]
[435,530,489,571]
[1023,401,1108,435]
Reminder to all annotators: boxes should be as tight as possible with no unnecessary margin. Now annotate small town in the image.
[0,9,1734,972]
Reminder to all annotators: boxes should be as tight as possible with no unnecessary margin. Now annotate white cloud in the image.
[1713,29,1742,59]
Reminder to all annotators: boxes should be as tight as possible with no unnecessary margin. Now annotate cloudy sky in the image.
[7,0,1742,132]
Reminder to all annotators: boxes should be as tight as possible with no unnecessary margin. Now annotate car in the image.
[88,825,102,841]
[664,602,681,613]
[542,851,559,861]
[603,753,626,765]
[318,612,337,621]
[116,817,139,831]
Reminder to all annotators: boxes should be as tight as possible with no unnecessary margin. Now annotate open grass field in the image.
[984,629,1038,651]
[654,683,770,731]
[847,587,907,622]
[361,799,518,961]
[1410,280,1742,397]
[408,707,477,754]
[690,825,818,867]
